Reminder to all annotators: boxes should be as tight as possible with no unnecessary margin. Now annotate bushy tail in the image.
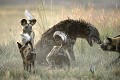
[25,9,34,20]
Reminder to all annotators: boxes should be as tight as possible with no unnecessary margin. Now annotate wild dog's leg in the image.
[23,62,26,70]
[50,60,55,68]
[32,61,35,69]
[116,41,120,52]
[46,57,53,69]
[57,58,63,69]
[26,65,29,71]
[110,55,120,66]
[32,61,36,73]
[67,45,75,61]
[29,63,31,72]
[64,54,70,69]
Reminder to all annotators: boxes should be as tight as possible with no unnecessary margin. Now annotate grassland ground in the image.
[0,5,120,80]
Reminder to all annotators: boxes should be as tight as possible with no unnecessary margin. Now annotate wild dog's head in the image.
[100,36,120,52]
[21,19,36,34]
[87,25,102,46]
[17,42,35,61]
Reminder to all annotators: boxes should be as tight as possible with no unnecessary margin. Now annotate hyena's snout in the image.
[94,37,102,44]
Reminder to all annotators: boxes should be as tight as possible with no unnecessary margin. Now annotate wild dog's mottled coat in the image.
[20,19,36,45]
[17,41,36,72]
[101,35,120,65]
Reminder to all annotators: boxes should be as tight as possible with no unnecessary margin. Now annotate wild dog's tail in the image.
[25,9,34,20]
[53,31,67,43]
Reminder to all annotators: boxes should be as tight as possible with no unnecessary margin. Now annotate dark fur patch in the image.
[42,19,91,39]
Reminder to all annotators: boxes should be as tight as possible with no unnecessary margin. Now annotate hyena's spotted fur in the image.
[35,19,102,64]
[17,41,36,72]
[101,35,120,65]
[46,31,70,69]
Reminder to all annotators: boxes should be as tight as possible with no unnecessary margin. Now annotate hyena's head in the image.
[21,19,36,34]
[100,36,120,52]
[87,25,102,46]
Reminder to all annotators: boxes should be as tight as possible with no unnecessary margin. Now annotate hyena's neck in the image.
[77,26,91,39]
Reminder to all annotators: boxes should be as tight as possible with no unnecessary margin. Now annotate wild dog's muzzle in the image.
[100,43,116,51]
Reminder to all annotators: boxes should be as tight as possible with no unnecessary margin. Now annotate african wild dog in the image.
[20,9,36,45]
[17,33,36,71]
[101,35,120,65]
[17,41,36,72]
[46,31,70,69]
[35,19,101,64]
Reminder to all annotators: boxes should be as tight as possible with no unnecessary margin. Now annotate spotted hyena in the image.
[101,35,120,65]
[46,31,70,69]
[17,41,36,72]
[35,19,102,64]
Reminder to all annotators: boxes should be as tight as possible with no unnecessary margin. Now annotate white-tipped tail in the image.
[53,31,67,42]
[25,9,34,20]
[20,33,31,44]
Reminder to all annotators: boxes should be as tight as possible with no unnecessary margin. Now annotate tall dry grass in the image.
[0,5,120,80]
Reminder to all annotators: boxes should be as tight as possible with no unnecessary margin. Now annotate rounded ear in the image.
[29,19,36,26]
[107,37,112,42]
[17,42,22,49]
[21,19,27,26]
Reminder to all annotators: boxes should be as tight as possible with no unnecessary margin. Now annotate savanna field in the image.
[0,4,120,80]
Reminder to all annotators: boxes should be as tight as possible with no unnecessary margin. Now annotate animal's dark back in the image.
[42,19,90,39]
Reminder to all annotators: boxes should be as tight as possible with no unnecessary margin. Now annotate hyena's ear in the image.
[107,37,112,42]
[17,42,22,49]
[29,19,36,26]
[21,19,27,26]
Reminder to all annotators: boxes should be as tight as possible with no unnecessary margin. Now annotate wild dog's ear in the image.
[21,19,27,26]
[107,37,112,42]
[17,42,22,49]
[29,19,36,26]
